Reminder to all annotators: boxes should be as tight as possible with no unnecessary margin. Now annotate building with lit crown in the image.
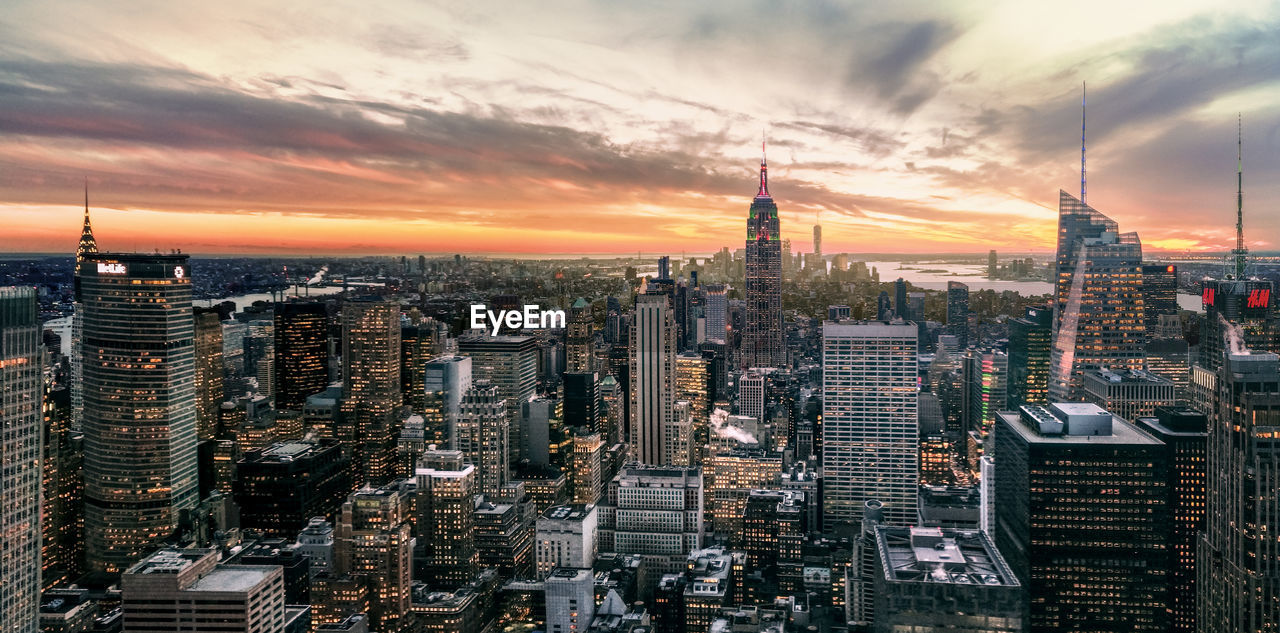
[743,150,784,368]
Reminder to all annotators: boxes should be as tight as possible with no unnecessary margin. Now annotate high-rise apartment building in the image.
[629,292,677,465]
[822,320,918,530]
[340,298,402,487]
[193,307,225,440]
[274,301,329,411]
[743,150,784,368]
[1007,305,1052,410]
[456,383,509,496]
[993,403,1168,632]
[80,253,199,573]
[1048,191,1146,400]
[1,287,41,633]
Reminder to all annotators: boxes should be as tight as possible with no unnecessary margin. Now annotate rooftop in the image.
[877,527,1019,587]
[187,566,277,593]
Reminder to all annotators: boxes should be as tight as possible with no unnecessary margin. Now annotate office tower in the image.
[1142,264,1179,332]
[414,449,478,589]
[1006,305,1053,410]
[743,148,784,368]
[70,189,97,435]
[340,298,402,487]
[876,291,892,321]
[961,349,1007,438]
[1198,278,1277,371]
[273,302,329,411]
[456,383,509,496]
[1145,334,1191,402]
[122,549,285,633]
[918,433,953,486]
[566,298,594,373]
[704,284,727,344]
[563,371,600,431]
[1135,407,1206,633]
[535,504,598,578]
[822,321,918,530]
[599,373,624,447]
[80,253,198,573]
[244,318,274,397]
[400,325,429,412]
[674,352,710,423]
[946,281,969,349]
[993,403,1168,632]
[1197,347,1280,633]
[662,400,694,467]
[1082,367,1176,421]
[1048,191,1146,400]
[598,464,703,575]
[545,568,596,633]
[297,517,335,578]
[1,287,41,633]
[423,355,472,447]
[193,308,225,440]
[738,371,765,422]
[894,278,908,319]
[868,527,1025,632]
[629,292,677,465]
[458,334,539,445]
[742,490,805,584]
[41,374,80,589]
[474,497,534,579]
[234,439,352,537]
[335,486,414,633]
[828,305,851,321]
[705,447,782,544]
[570,431,604,504]
[222,319,249,395]
[987,250,997,278]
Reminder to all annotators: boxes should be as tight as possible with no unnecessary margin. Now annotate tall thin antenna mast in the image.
[1081,81,1087,204]
[1232,114,1247,279]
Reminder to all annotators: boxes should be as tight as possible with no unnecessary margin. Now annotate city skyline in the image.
[2,1,1279,256]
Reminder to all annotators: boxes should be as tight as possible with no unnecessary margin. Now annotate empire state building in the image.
[744,147,784,368]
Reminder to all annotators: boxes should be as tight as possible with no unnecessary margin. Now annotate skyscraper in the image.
[1006,305,1053,410]
[743,147,784,368]
[71,186,98,434]
[1141,264,1179,333]
[1048,191,1146,400]
[423,355,472,447]
[80,253,199,573]
[822,320,918,530]
[1,287,41,633]
[566,298,594,373]
[1136,407,1207,633]
[1197,347,1280,632]
[340,298,402,487]
[193,308,225,440]
[994,403,1169,632]
[335,485,414,633]
[629,292,677,465]
[456,383,509,496]
[562,371,600,432]
[894,278,908,320]
[812,223,823,267]
[457,334,539,456]
[274,301,329,411]
[414,448,478,589]
[945,281,969,349]
[704,284,727,343]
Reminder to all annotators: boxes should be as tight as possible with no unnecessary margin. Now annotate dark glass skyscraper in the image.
[274,301,329,411]
[80,253,199,573]
[945,281,969,349]
[1,286,41,632]
[1141,264,1178,333]
[743,151,783,368]
[1007,305,1052,410]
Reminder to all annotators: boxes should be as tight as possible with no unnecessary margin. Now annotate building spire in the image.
[1232,114,1248,279]
[757,132,770,197]
[77,178,99,264]
[1081,81,1087,204]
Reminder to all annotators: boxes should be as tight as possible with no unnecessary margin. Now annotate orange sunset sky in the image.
[1,1,1278,256]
